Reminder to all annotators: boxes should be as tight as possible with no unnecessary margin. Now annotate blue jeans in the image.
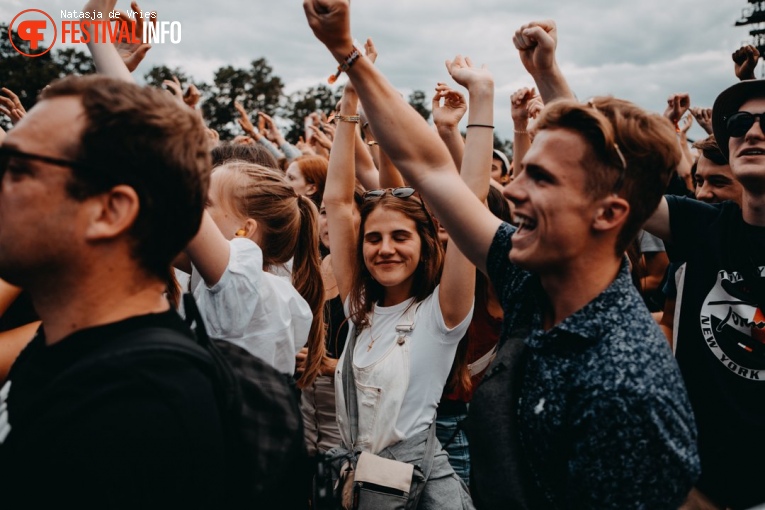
[436,412,470,485]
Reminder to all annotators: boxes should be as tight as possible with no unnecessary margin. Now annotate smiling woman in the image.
[318,60,484,506]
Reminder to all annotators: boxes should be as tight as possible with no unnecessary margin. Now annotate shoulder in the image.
[485,222,531,299]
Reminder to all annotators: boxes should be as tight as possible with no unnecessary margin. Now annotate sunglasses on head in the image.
[725,111,765,138]
[362,187,417,200]
[363,187,434,223]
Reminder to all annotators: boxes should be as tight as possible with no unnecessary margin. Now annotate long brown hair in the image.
[217,161,326,388]
[347,193,444,329]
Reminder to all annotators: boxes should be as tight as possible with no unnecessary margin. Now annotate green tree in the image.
[200,58,284,139]
[143,65,192,89]
[0,23,94,130]
[493,134,513,160]
[408,90,430,121]
[283,84,341,143]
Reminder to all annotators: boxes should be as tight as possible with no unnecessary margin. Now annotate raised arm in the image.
[303,0,500,273]
[323,85,361,303]
[184,212,234,287]
[432,83,467,169]
[512,20,575,104]
[510,87,538,180]
[82,0,145,82]
[354,121,380,190]
[432,55,497,326]
[690,107,713,135]
[663,93,693,190]
[642,197,671,244]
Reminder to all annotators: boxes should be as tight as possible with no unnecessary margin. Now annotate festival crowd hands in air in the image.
[1,0,764,508]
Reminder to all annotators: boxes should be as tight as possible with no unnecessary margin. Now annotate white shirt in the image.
[191,238,312,374]
[336,286,473,453]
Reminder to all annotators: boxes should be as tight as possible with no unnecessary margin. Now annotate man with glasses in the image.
[645,80,765,509]
[0,75,228,507]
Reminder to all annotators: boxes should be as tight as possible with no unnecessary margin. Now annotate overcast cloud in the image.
[2,0,755,141]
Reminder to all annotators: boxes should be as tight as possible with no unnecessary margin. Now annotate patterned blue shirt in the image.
[482,222,699,509]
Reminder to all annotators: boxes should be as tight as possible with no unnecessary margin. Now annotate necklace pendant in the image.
[367,339,375,351]
[397,335,406,345]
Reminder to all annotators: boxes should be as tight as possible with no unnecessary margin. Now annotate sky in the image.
[2,0,759,142]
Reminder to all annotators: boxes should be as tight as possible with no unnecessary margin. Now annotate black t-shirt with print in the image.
[667,196,765,509]
[0,311,228,509]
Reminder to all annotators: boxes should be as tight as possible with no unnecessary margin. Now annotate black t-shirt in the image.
[667,196,765,509]
[0,311,228,509]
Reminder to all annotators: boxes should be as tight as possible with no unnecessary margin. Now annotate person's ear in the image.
[83,185,140,241]
[305,183,317,196]
[592,195,629,232]
[235,218,260,243]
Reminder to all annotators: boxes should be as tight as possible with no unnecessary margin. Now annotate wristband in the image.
[466,124,494,129]
[335,115,360,123]
[328,48,361,84]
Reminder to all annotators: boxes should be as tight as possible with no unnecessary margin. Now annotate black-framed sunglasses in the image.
[0,145,96,177]
[725,111,765,138]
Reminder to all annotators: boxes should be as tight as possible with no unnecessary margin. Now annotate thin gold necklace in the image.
[367,313,379,351]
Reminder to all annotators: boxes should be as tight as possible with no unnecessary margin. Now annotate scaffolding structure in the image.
[737,0,765,56]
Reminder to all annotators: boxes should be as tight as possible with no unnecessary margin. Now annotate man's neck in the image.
[742,189,765,226]
[537,254,622,331]
[32,272,170,346]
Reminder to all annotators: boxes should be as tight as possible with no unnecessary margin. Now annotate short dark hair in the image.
[691,135,727,166]
[41,75,211,279]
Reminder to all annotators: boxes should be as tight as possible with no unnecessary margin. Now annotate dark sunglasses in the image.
[725,111,765,138]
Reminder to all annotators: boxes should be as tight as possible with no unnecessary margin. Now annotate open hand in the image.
[0,88,27,125]
[445,54,493,91]
[510,87,539,124]
[663,93,690,124]
[364,38,378,64]
[432,83,467,130]
[690,107,713,135]
[112,2,155,72]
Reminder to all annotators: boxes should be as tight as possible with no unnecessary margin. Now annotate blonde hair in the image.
[215,161,326,388]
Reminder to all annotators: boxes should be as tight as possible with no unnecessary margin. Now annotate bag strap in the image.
[53,327,213,386]
[468,344,498,377]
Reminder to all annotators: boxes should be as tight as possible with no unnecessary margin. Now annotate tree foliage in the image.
[0,23,95,129]
[1,24,512,149]
[284,84,341,142]
[199,58,284,139]
[407,90,431,122]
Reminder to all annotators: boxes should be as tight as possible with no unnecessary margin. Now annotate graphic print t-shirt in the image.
[667,196,765,509]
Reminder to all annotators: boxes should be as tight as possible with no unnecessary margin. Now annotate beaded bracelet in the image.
[328,48,361,84]
[335,115,360,123]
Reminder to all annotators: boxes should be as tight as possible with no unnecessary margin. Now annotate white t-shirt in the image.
[191,238,312,374]
[337,286,473,451]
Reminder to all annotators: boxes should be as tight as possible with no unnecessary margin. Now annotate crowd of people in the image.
[0,0,763,508]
